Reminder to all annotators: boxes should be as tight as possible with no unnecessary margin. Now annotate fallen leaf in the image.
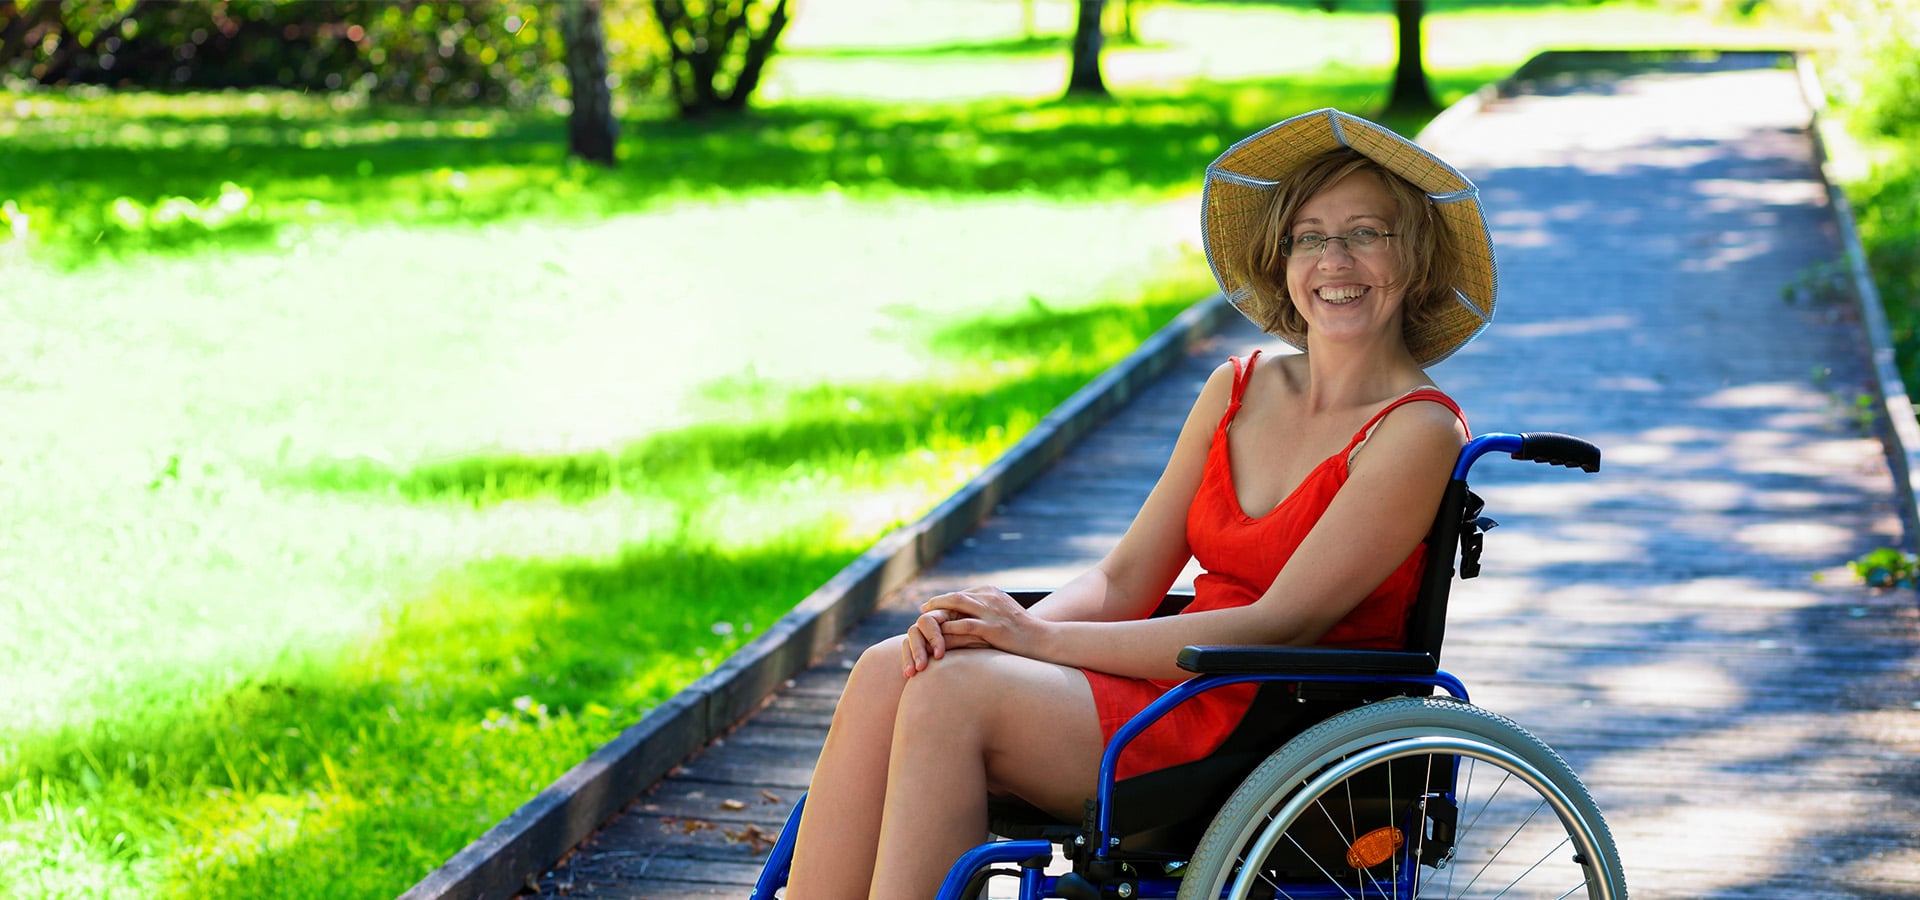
[724,823,776,853]
[720,799,747,811]
[662,816,716,835]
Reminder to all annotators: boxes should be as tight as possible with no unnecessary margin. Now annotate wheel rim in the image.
[1223,735,1621,900]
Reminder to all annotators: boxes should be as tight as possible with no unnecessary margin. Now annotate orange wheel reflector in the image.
[1346,826,1405,870]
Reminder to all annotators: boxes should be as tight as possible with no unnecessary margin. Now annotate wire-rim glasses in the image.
[1281,227,1397,258]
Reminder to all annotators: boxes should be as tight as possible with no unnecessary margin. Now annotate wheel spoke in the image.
[1270,827,1360,900]
[1483,834,1575,900]
[1456,794,1547,897]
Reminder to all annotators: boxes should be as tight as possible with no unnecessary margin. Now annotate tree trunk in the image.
[724,0,790,109]
[563,0,618,166]
[1387,0,1435,113]
[1065,0,1106,96]
[653,0,790,118]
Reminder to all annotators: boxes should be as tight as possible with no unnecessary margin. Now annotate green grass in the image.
[0,2,1820,898]
[1820,1,1920,396]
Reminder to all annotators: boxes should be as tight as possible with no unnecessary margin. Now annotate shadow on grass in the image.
[0,534,855,899]
[784,35,1081,58]
[294,293,1198,506]
[2,68,1496,263]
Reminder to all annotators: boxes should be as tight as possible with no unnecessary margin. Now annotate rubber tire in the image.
[1175,696,1627,900]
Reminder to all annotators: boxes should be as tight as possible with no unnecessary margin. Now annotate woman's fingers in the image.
[917,611,948,660]
[899,631,919,678]
[922,585,1009,618]
[901,609,952,677]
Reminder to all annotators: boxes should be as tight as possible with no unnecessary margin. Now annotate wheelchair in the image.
[751,432,1627,900]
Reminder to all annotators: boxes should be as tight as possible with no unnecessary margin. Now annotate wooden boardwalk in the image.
[528,53,1920,899]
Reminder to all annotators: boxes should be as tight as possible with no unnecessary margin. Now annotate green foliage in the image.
[1823,0,1920,399]
[1855,158,1920,385]
[0,0,664,107]
[1848,546,1920,589]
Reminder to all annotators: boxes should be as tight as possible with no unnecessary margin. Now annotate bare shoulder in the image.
[1389,392,1468,436]
[1359,391,1469,465]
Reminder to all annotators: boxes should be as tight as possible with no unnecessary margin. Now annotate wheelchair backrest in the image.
[1403,433,1601,663]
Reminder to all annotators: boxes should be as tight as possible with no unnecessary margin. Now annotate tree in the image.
[1065,0,1107,96]
[652,0,791,117]
[1386,0,1435,113]
[562,0,618,165]
[0,1,577,108]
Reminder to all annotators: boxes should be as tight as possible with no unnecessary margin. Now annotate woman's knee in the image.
[894,648,1007,727]
[833,637,910,718]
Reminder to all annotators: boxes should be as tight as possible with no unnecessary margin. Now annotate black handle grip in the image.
[1514,432,1601,472]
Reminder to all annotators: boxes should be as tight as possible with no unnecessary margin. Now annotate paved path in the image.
[532,52,1920,899]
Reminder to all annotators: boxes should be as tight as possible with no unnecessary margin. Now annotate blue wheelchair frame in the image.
[751,432,1600,900]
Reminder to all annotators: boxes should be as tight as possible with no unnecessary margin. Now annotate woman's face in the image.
[1284,171,1408,354]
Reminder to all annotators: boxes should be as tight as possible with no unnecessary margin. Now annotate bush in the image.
[1818,0,1920,389]
[0,0,666,108]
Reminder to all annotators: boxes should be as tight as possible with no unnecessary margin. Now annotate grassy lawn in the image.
[0,2,1817,898]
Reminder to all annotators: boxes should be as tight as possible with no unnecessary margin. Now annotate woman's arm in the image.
[925,399,1465,682]
[900,361,1236,676]
[1027,359,1237,623]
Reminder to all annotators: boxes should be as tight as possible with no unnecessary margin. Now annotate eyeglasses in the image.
[1281,227,1397,258]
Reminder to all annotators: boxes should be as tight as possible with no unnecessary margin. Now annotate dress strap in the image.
[1224,350,1262,421]
[1342,388,1468,455]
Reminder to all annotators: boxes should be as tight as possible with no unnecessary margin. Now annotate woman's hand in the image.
[900,607,959,678]
[919,586,1049,660]
[899,588,1002,678]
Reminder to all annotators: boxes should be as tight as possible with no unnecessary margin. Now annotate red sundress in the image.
[1081,350,1467,780]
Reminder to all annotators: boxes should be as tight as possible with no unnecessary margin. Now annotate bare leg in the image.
[867,648,1106,899]
[785,638,911,898]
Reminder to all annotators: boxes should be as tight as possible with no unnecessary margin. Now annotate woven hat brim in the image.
[1202,108,1495,366]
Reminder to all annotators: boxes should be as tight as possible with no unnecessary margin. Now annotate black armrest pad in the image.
[1005,589,1195,616]
[1177,645,1438,676]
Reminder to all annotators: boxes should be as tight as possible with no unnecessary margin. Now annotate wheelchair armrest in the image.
[1006,589,1195,617]
[1176,645,1438,676]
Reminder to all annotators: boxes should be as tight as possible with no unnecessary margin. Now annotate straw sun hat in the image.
[1202,108,1496,366]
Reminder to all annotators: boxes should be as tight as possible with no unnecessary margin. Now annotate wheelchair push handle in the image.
[1454,431,1601,479]
[1513,432,1602,472]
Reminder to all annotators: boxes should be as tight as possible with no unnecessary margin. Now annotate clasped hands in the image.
[900,585,1044,678]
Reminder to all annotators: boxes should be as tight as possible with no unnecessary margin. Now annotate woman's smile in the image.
[1314,283,1370,304]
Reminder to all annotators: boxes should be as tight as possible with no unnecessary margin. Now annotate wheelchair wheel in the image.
[1176,696,1625,900]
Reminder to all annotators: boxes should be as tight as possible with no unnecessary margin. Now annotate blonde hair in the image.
[1235,148,1465,350]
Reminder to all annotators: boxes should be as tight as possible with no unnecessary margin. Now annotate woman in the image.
[783,108,1498,898]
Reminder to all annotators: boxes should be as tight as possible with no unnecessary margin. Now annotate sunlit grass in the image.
[0,1,1819,897]
[0,211,1217,897]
